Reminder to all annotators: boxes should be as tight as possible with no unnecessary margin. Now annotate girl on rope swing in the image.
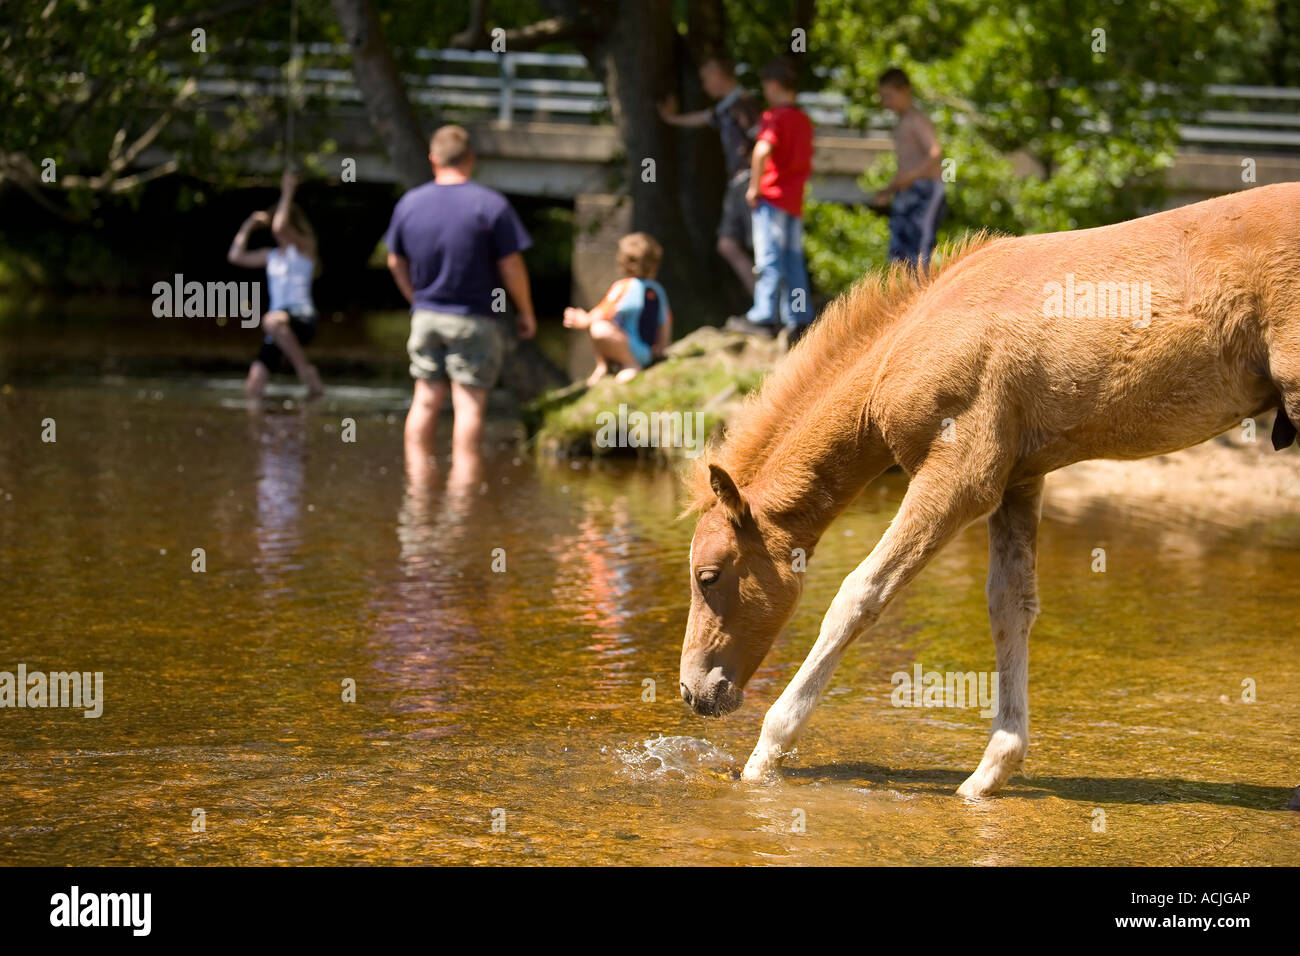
[227,169,324,399]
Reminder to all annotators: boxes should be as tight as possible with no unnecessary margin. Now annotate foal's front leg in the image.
[956,477,1044,798]
[741,473,1001,781]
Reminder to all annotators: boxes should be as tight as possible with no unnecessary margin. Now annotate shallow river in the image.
[1,334,1297,864]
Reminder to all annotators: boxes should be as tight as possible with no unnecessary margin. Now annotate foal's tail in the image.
[1272,408,1297,449]
[1266,301,1300,449]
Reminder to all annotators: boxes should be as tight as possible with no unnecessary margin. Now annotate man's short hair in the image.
[760,57,798,91]
[430,125,473,168]
[616,232,663,279]
[878,68,911,90]
[700,55,737,78]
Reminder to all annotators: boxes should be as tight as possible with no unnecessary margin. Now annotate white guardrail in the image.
[177,45,1300,151]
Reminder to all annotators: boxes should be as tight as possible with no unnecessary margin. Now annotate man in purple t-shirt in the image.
[386,125,536,459]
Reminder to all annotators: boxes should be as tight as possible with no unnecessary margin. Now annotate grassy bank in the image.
[525,327,782,459]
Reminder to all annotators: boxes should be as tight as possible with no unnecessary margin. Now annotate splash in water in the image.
[612,735,737,781]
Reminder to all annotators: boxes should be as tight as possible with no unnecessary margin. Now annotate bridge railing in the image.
[176,45,1300,152]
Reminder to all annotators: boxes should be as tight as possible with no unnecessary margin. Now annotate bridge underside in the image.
[276,116,1300,206]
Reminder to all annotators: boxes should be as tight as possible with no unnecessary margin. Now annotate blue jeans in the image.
[888,179,946,267]
[746,200,810,330]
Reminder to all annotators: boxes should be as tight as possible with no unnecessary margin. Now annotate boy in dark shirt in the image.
[658,56,762,293]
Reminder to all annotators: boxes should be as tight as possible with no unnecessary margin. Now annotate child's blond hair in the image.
[616,232,662,279]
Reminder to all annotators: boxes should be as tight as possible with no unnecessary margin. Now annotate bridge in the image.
[179,45,1300,203]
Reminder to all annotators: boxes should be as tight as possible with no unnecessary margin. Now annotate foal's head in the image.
[680,464,802,716]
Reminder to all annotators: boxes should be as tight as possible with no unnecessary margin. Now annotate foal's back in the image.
[868,184,1300,476]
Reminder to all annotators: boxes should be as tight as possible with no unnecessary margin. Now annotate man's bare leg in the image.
[405,377,449,454]
[718,236,755,294]
[404,434,439,494]
[449,380,489,459]
[445,436,484,515]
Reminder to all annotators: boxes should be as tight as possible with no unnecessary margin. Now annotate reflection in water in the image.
[361,439,496,738]
[399,436,485,560]
[547,494,641,694]
[250,407,307,589]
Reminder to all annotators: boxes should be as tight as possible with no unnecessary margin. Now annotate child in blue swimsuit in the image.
[564,233,673,385]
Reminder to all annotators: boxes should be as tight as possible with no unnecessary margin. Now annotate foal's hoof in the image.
[741,749,783,783]
[956,772,1001,799]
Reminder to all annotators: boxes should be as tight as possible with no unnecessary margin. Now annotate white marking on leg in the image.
[742,472,1003,781]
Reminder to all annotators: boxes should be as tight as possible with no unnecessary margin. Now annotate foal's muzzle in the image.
[680,674,743,717]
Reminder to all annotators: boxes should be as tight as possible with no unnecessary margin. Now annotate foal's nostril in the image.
[680,683,694,706]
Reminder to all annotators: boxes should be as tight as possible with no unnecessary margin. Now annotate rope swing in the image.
[283,0,300,172]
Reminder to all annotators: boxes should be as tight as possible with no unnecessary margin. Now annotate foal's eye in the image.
[696,568,720,586]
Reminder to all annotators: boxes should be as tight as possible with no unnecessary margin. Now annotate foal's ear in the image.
[709,464,751,526]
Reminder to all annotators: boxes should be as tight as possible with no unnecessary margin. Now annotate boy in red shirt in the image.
[726,58,814,341]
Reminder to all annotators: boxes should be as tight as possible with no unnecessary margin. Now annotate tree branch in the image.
[52,78,196,192]
[113,78,197,174]
[0,156,81,221]
[105,159,182,193]
[448,15,582,51]
[331,0,431,189]
[155,0,279,40]
[449,0,491,49]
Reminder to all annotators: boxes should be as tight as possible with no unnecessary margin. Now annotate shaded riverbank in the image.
[0,295,569,406]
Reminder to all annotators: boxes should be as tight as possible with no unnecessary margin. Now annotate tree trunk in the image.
[330,0,430,189]
[686,0,727,64]
[560,0,732,326]
[792,0,815,84]
[667,29,729,302]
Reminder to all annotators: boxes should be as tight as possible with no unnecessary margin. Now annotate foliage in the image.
[0,0,337,213]
[801,0,1276,294]
[5,0,1298,301]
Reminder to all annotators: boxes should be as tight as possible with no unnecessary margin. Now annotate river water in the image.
[0,313,1297,865]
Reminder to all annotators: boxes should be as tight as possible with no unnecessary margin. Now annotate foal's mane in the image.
[684,232,994,516]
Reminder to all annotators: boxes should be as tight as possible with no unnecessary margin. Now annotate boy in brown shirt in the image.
[872,68,946,267]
